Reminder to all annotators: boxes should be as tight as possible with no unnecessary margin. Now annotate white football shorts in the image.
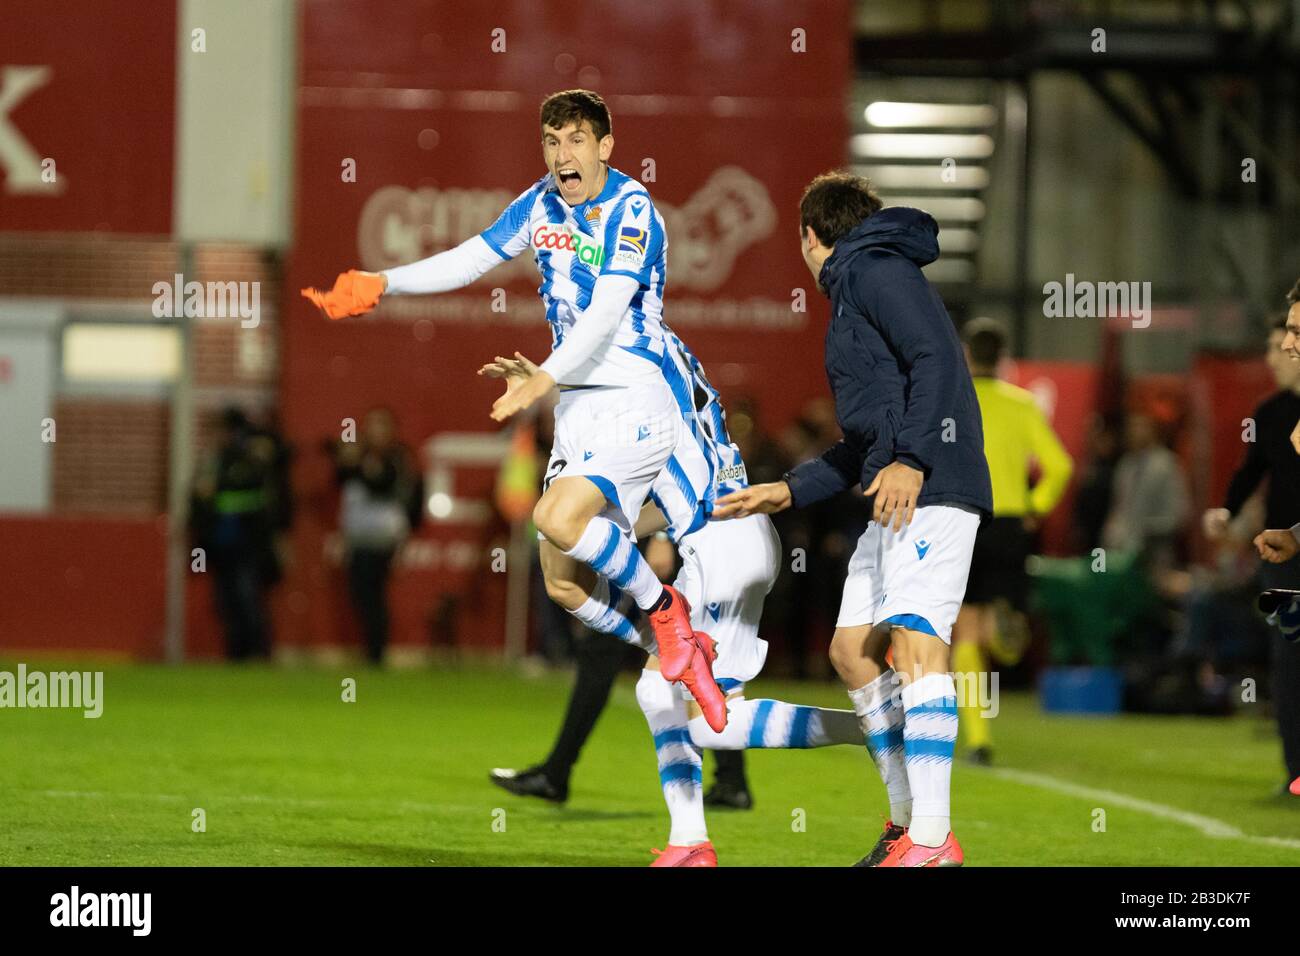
[836,503,981,644]
[671,512,779,692]
[542,381,682,534]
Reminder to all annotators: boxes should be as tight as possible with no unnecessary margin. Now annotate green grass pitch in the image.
[1,660,1296,866]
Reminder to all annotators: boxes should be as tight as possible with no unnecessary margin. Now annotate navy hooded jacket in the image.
[784,207,993,518]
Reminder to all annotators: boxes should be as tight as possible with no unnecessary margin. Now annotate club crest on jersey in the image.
[531,225,605,266]
[584,205,602,224]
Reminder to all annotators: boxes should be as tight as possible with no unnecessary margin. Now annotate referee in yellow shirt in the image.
[954,319,1074,764]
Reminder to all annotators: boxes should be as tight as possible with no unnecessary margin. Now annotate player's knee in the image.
[532,492,588,551]
[531,495,562,542]
[687,712,741,750]
[827,630,858,679]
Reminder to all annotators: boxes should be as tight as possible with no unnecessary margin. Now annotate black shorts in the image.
[963,516,1031,609]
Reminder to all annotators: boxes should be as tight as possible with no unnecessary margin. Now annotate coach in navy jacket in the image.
[716,185,991,526]
[787,205,991,517]
[713,174,993,867]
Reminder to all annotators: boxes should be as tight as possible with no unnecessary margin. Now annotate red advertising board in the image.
[282,0,851,651]
[0,1,176,234]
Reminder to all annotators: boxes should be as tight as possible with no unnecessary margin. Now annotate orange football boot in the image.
[650,586,698,681]
[677,633,728,733]
[650,842,718,867]
[877,831,964,867]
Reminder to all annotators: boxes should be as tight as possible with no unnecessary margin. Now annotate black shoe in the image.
[853,820,907,867]
[703,781,753,810]
[489,765,568,804]
[967,746,994,767]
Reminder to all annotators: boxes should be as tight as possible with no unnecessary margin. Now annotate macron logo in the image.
[50,886,151,936]
[630,200,645,217]
[915,539,931,560]
[707,602,721,622]
[636,425,650,442]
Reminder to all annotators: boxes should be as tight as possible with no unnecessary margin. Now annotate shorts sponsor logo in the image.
[915,539,931,560]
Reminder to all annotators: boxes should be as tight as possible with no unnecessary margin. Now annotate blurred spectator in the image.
[726,397,788,487]
[1071,414,1122,553]
[766,399,870,678]
[1204,317,1300,793]
[1101,411,1189,575]
[330,407,423,664]
[953,318,1073,764]
[1169,495,1271,703]
[191,407,289,661]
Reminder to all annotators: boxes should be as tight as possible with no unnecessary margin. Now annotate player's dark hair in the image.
[799,172,883,247]
[963,317,1009,367]
[540,90,612,140]
[1273,312,1290,333]
[1287,277,1300,306]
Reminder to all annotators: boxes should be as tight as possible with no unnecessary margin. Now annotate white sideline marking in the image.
[988,767,1300,851]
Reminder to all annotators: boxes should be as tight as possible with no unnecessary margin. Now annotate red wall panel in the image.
[0,1,176,234]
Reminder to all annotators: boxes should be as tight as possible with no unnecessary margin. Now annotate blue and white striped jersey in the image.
[651,326,751,541]
[479,166,669,387]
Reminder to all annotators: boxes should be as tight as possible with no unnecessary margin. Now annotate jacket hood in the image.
[819,206,940,295]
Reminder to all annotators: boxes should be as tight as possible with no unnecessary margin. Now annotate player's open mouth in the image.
[558,167,582,190]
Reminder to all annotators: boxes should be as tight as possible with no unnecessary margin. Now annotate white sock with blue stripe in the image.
[849,669,912,827]
[565,516,664,611]
[568,577,643,646]
[900,672,958,847]
[687,697,860,749]
[636,668,707,845]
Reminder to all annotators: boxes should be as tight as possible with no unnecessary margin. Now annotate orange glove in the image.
[301,269,386,320]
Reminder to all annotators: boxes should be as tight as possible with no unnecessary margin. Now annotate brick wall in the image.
[50,398,171,514]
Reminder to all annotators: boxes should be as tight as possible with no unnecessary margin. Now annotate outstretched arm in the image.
[302,237,506,319]
[381,235,507,295]
[304,178,545,319]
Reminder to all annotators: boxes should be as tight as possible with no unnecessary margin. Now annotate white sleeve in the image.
[380,235,504,296]
[538,274,639,384]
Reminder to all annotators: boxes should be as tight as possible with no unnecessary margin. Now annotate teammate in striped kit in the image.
[480,341,865,867]
[302,90,725,727]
